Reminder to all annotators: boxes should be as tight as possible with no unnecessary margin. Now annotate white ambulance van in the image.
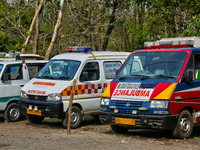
[18,47,130,128]
[0,60,47,122]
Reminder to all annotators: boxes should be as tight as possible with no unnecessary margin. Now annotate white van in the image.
[0,60,47,122]
[19,47,130,128]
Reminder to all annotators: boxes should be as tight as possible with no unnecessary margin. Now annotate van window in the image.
[80,62,99,81]
[0,64,3,73]
[185,54,200,80]
[4,65,23,80]
[27,64,46,79]
[104,61,122,79]
[117,51,187,79]
[36,60,81,80]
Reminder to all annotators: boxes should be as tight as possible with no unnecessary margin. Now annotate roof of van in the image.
[51,51,130,61]
[0,60,48,65]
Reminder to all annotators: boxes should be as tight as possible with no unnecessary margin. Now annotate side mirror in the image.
[2,74,10,82]
[80,72,88,81]
[182,70,193,84]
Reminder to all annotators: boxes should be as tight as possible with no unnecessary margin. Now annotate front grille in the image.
[27,94,47,101]
[110,100,143,108]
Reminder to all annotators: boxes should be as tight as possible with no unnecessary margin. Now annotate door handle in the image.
[98,85,102,89]
[20,85,24,87]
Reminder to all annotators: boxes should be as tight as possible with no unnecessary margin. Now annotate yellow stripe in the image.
[88,55,129,58]
[62,96,102,101]
[102,83,110,97]
[154,83,177,99]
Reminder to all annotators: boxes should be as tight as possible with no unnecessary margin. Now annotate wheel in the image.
[91,114,99,119]
[4,103,21,122]
[111,124,129,134]
[172,110,193,139]
[62,106,82,129]
[26,114,44,124]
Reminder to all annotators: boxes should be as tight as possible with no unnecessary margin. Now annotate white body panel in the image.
[21,51,130,115]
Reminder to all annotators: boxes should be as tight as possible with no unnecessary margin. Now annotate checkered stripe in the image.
[61,83,108,96]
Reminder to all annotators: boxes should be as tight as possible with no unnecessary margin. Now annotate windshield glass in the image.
[36,60,81,80]
[0,64,3,73]
[116,51,188,79]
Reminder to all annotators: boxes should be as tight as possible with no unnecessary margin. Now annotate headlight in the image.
[101,98,110,105]
[20,90,28,99]
[47,93,62,101]
[150,101,168,108]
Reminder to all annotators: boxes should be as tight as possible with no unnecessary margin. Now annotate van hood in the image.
[22,78,69,95]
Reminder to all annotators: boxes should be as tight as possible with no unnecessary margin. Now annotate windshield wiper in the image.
[57,76,72,80]
[118,76,129,80]
[154,74,175,78]
[42,76,55,79]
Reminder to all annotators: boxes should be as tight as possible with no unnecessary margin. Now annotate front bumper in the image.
[99,111,179,130]
[18,98,64,118]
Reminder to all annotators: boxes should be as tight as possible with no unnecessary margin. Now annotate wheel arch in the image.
[180,106,195,123]
[5,99,19,110]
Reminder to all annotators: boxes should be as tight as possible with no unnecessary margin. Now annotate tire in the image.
[111,124,129,134]
[4,103,21,122]
[91,114,99,119]
[62,106,82,129]
[26,114,44,124]
[172,110,193,139]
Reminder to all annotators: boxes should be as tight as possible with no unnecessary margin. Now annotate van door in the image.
[0,64,27,110]
[172,53,200,122]
[76,61,101,113]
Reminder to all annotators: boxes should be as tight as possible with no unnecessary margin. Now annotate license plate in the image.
[27,109,41,116]
[115,118,135,125]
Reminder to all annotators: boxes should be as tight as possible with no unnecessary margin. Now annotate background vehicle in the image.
[0,60,47,122]
[19,47,130,128]
[100,37,200,139]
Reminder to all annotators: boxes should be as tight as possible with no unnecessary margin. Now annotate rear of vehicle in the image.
[0,60,47,122]
[100,38,200,139]
[19,47,130,128]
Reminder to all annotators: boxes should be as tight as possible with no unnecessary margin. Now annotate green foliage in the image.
[1,0,200,56]
[181,14,200,36]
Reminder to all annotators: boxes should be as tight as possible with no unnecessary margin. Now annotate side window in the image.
[28,64,46,79]
[4,65,23,80]
[185,54,200,80]
[80,62,99,81]
[104,61,122,79]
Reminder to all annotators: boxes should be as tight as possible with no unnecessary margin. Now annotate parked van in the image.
[99,36,200,139]
[18,47,130,128]
[0,60,47,122]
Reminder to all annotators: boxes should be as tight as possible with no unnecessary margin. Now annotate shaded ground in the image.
[1,114,200,150]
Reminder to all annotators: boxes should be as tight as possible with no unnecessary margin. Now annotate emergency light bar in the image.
[144,39,194,49]
[66,47,91,52]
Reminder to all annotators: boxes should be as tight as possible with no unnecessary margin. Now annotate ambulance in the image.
[0,60,47,122]
[99,36,200,139]
[18,47,130,128]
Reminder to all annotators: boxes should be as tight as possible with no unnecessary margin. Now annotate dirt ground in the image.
[1,114,200,150]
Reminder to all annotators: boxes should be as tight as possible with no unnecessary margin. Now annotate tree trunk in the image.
[44,0,64,60]
[20,0,45,54]
[33,0,40,54]
[102,0,119,51]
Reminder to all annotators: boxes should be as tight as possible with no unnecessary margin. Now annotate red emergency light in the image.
[144,40,194,49]
[145,44,194,49]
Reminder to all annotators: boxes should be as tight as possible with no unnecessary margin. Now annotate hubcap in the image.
[71,112,78,124]
[9,107,19,119]
[180,117,190,133]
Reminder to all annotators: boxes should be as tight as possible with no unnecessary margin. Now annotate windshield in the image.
[0,64,3,73]
[36,60,81,80]
[116,51,188,79]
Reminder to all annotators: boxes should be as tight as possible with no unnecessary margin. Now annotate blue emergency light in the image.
[66,47,91,52]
